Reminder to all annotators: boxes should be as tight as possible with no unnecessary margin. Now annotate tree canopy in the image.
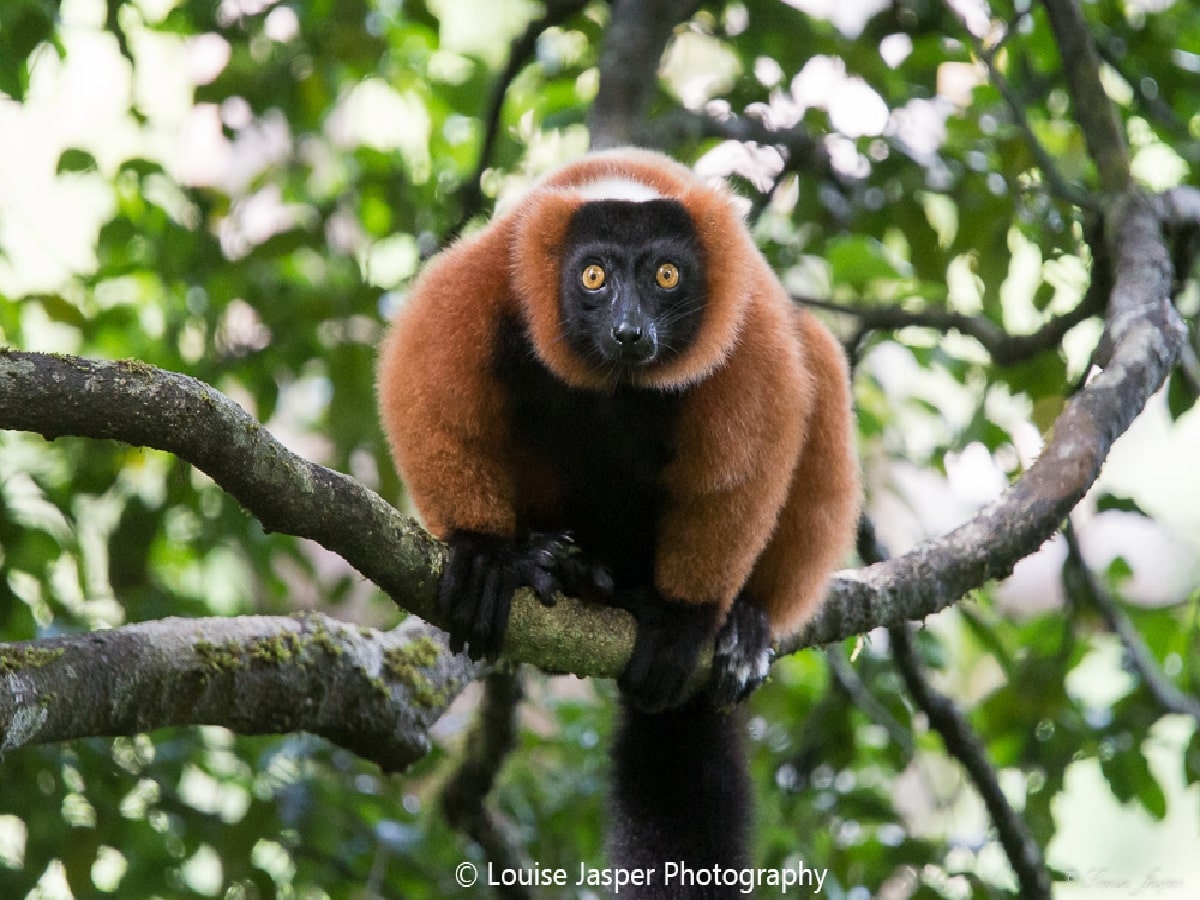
[1,0,1199,897]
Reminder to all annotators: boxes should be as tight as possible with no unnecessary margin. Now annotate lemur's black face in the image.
[558,199,706,379]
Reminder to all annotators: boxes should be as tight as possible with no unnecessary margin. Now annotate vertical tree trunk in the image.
[588,0,697,148]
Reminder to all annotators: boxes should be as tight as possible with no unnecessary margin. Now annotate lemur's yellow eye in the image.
[655,262,680,289]
[581,264,606,291]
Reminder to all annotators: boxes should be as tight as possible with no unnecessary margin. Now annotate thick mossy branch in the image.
[0,348,637,680]
[0,187,1186,687]
[0,615,479,771]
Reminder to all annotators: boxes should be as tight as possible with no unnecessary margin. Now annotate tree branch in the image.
[860,517,1049,896]
[1061,523,1200,725]
[1093,31,1187,140]
[0,614,478,772]
[890,624,1052,899]
[441,669,532,898]
[0,350,444,617]
[0,186,1185,696]
[1040,0,1131,192]
[588,0,699,149]
[0,349,638,682]
[782,189,1184,655]
[446,0,590,243]
[799,273,1106,367]
[939,0,1093,210]
[826,649,913,755]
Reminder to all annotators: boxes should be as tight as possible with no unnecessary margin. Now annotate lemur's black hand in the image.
[439,531,559,661]
[521,531,614,603]
[439,530,613,661]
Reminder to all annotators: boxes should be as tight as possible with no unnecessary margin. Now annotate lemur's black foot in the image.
[617,589,721,714]
[711,593,774,710]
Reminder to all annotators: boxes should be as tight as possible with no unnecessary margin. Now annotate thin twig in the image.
[445,0,590,244]
[890,624,1053,899]
[978,47,1093,209]
[799,275,1106,367]
[1062,522,1200,725]
[938,0,1093,209]
[826,649,914,755]
[1039,0,1131,191]
[1094,34,1187,140]
[441,669,533,899]
[865,513,1050,894]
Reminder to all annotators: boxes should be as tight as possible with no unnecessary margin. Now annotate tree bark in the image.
[0,191,1184,704]
[588,0,698,148]
[0,614,479,771]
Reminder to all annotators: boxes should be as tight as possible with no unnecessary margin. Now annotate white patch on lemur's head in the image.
[576,177,661,203]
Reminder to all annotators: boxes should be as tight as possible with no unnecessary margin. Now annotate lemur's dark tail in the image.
[608,697,751,899]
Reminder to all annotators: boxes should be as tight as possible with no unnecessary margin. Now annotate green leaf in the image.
[28,293,87,328]
[0,0,60,100]
[1186,729,1200,786]
[1099,740,1167,821]
[55,147,98,174]
[1105,555,1134,586]
[118,157,166,179]
[1167,369,1200,421]
[995,349,1068,400]
[1096,493,1149,517]
[826,235,903,290]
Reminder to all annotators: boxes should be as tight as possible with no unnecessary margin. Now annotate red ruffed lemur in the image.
[377,149,860,897]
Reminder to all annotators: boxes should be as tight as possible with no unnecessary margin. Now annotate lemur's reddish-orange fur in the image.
[377,149,859,634]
